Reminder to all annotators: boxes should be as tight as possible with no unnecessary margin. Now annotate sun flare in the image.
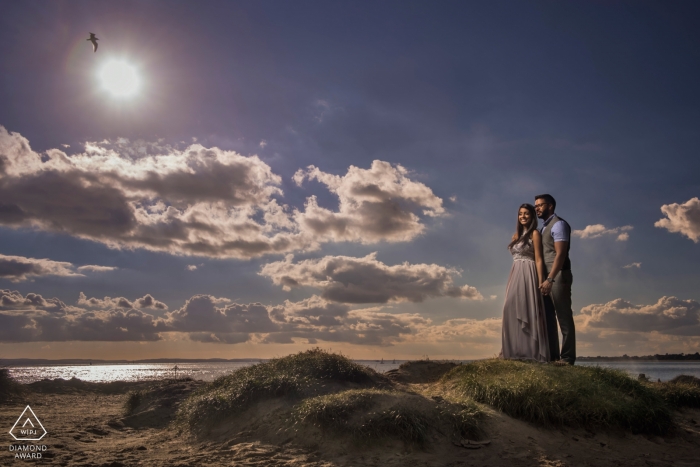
[99,60,141,98]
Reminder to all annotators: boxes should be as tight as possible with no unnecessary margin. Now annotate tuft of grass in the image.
[652,375,700,409]
[442,359,673,435]
[293,388,383,429]
[356,406,432,446]
[178,349,378,434]
[436,401,484,440]
[293,388,483,447]
[668,375,700,387]
[124,390,143,415]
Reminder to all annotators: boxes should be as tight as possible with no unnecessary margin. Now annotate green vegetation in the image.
[178,351,700,444]
[442,359,674,435]
[653,375,700,409]
[293,388,483,446]
[437,400,484,440]
[293,388,383,428]
[124,390,143,415]
[177,349,378,433]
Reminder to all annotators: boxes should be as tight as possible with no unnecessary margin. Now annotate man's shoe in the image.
[552,360,569,367]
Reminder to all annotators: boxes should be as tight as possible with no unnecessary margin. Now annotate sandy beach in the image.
[2,359,700,467]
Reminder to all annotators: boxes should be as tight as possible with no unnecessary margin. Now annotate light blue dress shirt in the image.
[539,214,570,242]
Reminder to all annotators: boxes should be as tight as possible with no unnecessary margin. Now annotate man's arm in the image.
[540,240,569,295]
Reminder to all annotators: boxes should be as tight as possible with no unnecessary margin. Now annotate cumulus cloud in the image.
[0,288,435,346]
[163,294,428,346]
[572,224,633,241]
[0,285,494,347]
[0,128,444,259]
[0,290,166,342]
[0,254,81,282]
[410,317,502,353]
[0,254,116,282]
[167,295,275,334]
[186,265,198,271]
[293,160,445,243]
[260,253,482,304]
[78,292,167,310]
[0,289,68,311]
[267,295,430,345]
[655,197,700,242]
[578,296,700,336]
[0,126,307,259]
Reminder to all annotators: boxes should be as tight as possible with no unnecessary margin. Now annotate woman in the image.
[500,203,550,362]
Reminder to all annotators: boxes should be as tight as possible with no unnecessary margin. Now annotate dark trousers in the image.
[543,269,575,364]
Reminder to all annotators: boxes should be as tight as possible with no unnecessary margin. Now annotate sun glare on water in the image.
[99,60,141,98]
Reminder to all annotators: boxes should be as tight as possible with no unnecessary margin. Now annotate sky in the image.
[1,0,699,360]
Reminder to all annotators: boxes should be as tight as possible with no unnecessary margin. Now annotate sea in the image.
[6,360,700,384]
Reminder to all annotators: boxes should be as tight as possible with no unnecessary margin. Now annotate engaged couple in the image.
[500,194,575,366]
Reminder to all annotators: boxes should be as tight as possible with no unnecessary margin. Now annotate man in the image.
[534,194,575,365]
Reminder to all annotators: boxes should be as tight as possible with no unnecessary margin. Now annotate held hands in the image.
[539,280,553,296]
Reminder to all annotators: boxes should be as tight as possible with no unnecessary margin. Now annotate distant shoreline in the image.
[2,353,700,366]
[578,353,700,362]
[0,358,263,366]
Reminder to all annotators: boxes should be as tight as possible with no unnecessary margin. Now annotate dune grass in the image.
[653,375,700,409]
[177,351,698,440]
[124,390,143,415]
[178,349,378,433]
[442,359,674,435]
[293,388,483,446]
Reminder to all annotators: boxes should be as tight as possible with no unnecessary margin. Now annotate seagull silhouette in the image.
[87,32,99,52]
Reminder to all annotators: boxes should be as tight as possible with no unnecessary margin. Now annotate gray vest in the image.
[541,214,571,270]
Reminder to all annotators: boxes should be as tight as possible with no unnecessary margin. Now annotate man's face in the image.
[534,199,552,219]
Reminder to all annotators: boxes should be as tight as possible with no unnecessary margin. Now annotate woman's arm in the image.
[532,230,545,285]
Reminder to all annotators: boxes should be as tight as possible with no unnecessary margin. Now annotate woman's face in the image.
[518,208,532,226]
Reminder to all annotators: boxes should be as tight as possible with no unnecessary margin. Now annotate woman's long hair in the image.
[508,203,538,248]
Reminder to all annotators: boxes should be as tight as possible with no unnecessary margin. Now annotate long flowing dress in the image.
[500,238,550,362]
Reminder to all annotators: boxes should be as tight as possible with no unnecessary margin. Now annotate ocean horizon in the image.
[5,359,700,384]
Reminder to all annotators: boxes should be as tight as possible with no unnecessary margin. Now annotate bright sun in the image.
[99,60,141,98]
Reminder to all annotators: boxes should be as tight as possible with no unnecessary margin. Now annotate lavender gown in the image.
[500,239,550,362]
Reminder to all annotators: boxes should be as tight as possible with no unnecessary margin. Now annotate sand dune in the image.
[2,358,700,466]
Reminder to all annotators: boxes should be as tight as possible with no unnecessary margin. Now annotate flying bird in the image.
[87,32,99,52]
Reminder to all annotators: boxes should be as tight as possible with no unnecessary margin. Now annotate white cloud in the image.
[0,290,166,342]
[293,160,445,244]
[260,253,482,304]
[578,296,700,335]
[0,126,308,259]
[572,224,633,241]
[78,292,167,310]
[76,265,117,272]
[0,254,114,282]
[0,128,444,259]
[622,262,641,269]
[655,197,700,243]
[0,254,82,282]
[574,296,700,355]
[266,295,429,346]
[410,317,501,347]
[186,265,198,271]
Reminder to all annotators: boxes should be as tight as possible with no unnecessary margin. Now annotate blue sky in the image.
[1,0,699,360]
